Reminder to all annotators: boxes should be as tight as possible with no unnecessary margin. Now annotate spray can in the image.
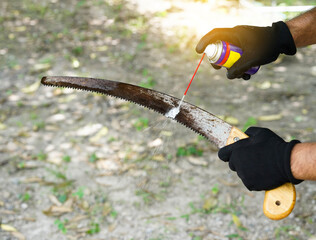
[204,40,260,75]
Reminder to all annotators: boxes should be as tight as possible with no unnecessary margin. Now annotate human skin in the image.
[284,7,316,181]
[291,143,316,180]
[286,7,316,47]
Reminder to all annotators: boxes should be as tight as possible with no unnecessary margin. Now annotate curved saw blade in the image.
[41,76,232,148]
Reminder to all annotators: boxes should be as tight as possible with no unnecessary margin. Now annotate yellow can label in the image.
[222,51,241,68]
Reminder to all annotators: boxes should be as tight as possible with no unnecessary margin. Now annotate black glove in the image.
[196,21,297,80]
[218,127,302,191]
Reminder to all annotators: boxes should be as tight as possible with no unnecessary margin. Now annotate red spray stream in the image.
[165,53,205,118]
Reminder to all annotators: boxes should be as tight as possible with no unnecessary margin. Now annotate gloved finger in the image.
[226,53,256,79]
[228,158,237,172]
[242,73,251,80]
[218,138,251,162]
[218,145,232,162]
[244,126,265,136]
[226,71,251,81]
[196,28,240,53]
[211,63,221,70]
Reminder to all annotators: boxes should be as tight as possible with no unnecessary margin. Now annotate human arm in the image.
[291,143,316,180]
[286,7,316,47]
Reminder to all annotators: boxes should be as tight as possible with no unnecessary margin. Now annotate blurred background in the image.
[1,0,316,239]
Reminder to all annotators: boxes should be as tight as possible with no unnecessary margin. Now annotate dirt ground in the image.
[1,0,316,239]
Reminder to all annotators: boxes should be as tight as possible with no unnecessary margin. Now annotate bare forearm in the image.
[286,7,316,47]
[291,142,316,180]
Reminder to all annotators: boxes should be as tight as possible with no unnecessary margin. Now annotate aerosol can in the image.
[204,40,260,75]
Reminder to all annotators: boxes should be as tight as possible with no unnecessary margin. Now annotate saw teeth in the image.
[41,83,208,140]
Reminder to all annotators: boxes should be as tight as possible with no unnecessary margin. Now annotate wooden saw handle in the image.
[226,127,296,220]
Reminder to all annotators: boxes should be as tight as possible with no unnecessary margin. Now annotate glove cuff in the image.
[272,21,297,55]
[284,140,303,185]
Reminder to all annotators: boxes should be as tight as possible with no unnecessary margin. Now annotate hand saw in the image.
[41,76,296,220]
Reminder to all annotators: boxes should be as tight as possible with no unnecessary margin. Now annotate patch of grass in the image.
[159,177,171,188]
[180,213,190,222]
[127,16,147,32]
[137,33,148,50]
[176,144,203,157]
[72,186,85,199]
[19,192,31,202]
[135,189,164,205]
[76,0,86,7]
[225,233,244,240]
[211,184,219,195]
[86,222,100,235]
[139,69,156,88]
[155,11,168,18]
[33,120,45,131]
[46,168,67,181]
[39,56,54,64]
[89,153,99,163]
[23,0,48,17]
[242,116,257,132]
[57,194,67,204]
[17,161,26,169]
[72,46,84,56]
[133,117,149,131]
[274,225,298,240]
[62,155,71,163]
[54,219,68,234]
[35,152,47,161]
[168,44,179,53]
[30,113,38,120]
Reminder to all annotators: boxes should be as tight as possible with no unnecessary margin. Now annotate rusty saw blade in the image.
[41,76,297,221]
[41,76,232,148]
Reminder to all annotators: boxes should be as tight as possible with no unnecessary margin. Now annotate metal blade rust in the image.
[41,76,232,148]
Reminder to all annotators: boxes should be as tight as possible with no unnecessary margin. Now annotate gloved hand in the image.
[196,21,297,80]
[218,127,303,191]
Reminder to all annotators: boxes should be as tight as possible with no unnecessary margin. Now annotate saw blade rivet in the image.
[233,137,240,142]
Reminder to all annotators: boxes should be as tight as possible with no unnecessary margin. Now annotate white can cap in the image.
[204,41,222,63]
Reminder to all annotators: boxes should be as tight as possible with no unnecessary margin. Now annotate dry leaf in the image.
[30,63,51,74]
[11,231,26,240]
[96,159,120,171]
[148,138,163,148]
[47,151,63,165]
[232,214,243,228]
[0,122,7,130]
[43,205,72,216]
[160,131,173,137]
[188,157,208,166]
[257,81,271,89]
[21,80,41,94]
[1,224,17,232]
[103,202,112,216]
[108,223,116,232]
[0,210,16,215]
[89,127,108,142]
[69,215,88,223]
[49,195,62,206]
[218,116,239,125]
[258,114,283,121]
[152,155,165,162]
[203,196,217,211]
[43,199,73,216]
[63,198,74,208]
[77,123,102,137]
[22,177,44,183]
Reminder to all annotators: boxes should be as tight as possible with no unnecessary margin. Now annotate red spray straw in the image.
[183,53,205,96]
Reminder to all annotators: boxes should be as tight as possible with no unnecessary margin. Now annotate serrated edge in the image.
[41,82,212,142]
